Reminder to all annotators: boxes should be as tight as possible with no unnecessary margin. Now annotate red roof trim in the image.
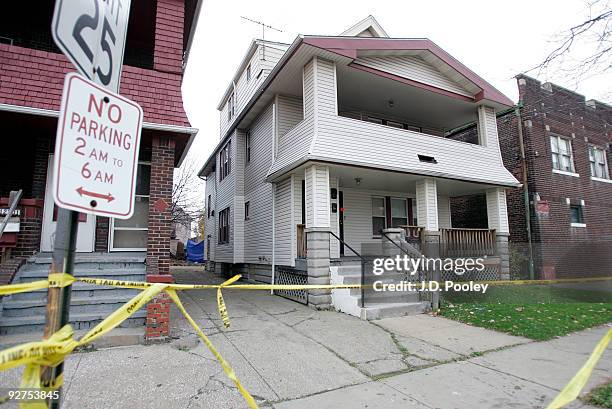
[302,37,514,107]
[349,62,474,103]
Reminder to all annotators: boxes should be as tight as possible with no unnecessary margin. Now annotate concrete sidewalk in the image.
[0,269,610,408]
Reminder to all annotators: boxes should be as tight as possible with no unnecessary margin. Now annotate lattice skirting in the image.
[273,267,308,305]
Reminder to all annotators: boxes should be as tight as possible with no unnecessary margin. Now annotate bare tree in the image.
[172,159,204,228]
[526,0,611,96]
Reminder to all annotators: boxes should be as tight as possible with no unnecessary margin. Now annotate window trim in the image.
[588,144,610,180]
[550,134,575,173]
[569,204,585,227]
[218,207,230,244]
[371,196,387,237]
[219,140,231,181]
[245,130,251,163]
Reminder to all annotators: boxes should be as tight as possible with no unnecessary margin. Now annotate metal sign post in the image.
[44,1,135,407]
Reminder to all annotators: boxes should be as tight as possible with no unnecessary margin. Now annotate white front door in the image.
[40,155,96,252]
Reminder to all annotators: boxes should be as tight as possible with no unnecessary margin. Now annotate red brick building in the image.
[451,75,612,278]
[0,1,201,338]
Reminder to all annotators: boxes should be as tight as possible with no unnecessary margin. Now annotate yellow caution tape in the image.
[166,289,259,408]
[546,327,612,409]
[47,273,75,288]
[2,273,612,409]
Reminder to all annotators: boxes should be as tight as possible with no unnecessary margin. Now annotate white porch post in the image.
[486,187,510,279]
[304,164,331,308]
[416,177,441,309]
[416,178,439,231]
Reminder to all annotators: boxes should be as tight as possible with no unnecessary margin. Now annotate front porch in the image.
[289,162,511,312]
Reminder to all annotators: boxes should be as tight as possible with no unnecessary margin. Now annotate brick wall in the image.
[498,75,612,278]
[146,136,176,275]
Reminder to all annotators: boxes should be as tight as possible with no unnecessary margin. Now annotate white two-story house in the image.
[200,16,519,318]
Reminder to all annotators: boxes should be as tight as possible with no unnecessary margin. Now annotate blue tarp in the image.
[186,239,205,263]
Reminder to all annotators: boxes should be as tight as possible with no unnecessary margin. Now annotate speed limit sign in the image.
[52,0,132,92]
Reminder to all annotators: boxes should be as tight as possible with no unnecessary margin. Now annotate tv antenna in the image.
[240,16,283,60]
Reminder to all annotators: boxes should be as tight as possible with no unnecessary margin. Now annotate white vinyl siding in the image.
[269,57,517,187]
[244,104,275,264]
[274,177,293,266]
[437,195,452,228]
[204,171,217,260]
[215,131,238,262]
[220,43,288,139]
[354,55,473,97]
[342,188,415,254]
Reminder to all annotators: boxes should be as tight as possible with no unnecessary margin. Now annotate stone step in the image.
[4,283,142,301]
[16,267,146,279]
[16,272,145,284]
[2,295,140,317]
[360,302,430,320]
[0,311,146,335]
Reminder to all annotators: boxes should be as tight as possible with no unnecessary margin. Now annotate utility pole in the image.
[240,16,283,60]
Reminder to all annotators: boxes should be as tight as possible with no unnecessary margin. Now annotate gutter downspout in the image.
[271,183,276,294]
[515,104,535,279]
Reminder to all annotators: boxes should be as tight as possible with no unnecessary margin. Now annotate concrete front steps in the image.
[0,252,147,335]
[330,260,429,320]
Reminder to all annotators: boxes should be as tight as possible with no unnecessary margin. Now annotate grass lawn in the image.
[586,382,612,408]
[439,285,612,340]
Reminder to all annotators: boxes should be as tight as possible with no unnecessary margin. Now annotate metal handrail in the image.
[381,231,424,282]
[328,230,368,307]
[0,190,23,237]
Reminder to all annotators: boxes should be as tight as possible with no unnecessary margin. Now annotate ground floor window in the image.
[218,207,230,244]
[570,204,584,226]
[390,198,408,227]
[110,162,150,251]
[372,196,386,236]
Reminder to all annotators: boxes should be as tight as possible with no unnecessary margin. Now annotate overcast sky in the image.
[180,0,611,192]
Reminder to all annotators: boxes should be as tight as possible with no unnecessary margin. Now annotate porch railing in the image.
[296,224,307,258]
[439,228,496,258]
[399,225,424,252]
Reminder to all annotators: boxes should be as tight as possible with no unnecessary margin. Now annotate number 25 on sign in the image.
[53,72,143,219]
[52,0,131,92]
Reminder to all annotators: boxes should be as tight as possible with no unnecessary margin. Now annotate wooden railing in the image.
[439,228,496,257]
[296,224,307,258]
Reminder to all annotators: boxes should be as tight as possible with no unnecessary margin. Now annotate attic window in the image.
[418,154,437,164]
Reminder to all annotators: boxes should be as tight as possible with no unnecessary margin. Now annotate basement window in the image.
[418,154,437,164]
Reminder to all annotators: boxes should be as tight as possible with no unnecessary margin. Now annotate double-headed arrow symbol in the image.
[76,187,115,202]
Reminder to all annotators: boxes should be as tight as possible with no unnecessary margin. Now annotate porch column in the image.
[145,136,175,340]
[305,165,331,309]
[416,178,441,309]
[486,188,510,279]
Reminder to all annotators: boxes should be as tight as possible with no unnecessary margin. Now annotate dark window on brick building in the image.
[570,205,584,225]
[218,207,230,244]
[550,135,575,172]
[589,145,610,179]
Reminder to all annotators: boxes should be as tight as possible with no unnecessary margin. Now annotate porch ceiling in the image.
[337,64,478,130]
[307,162,501,196]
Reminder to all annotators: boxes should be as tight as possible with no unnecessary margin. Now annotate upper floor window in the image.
[207,195,212,218]
[227,92,236,121]
[589,145,609,179]
[218,207,230,244]
[245,131,251,163]
[550,135,575,173]
[244,201,250,220]
[246,64,251,81]
[219,141,231,181]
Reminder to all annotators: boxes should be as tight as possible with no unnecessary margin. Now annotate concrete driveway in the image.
[0,268,610,409]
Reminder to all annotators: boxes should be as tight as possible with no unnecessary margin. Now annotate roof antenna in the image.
[240,16,283,61]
